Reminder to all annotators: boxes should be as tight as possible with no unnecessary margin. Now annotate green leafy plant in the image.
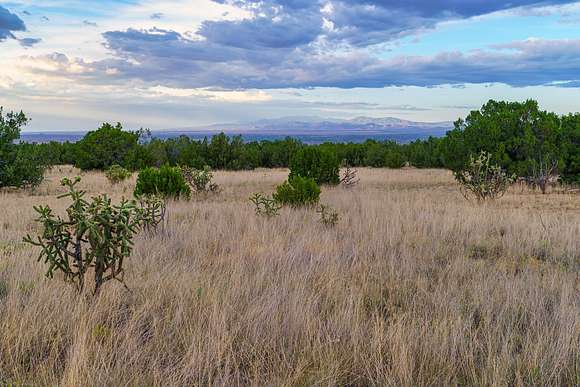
[317,204,339,227]
[105,164,132,184]
[23,177,163,295]
[273,176,320,207]
[0,108,46,189]
[74,122,143,171]
[134,164,191,199]
[180,165,220,193]
[249,193,282,217]
[289,147,340,185]
[455,151,516,202]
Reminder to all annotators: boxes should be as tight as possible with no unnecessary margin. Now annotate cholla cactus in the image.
[455,151,516,202]
[340,161,360,188]
[317,204,339,227]
[105,164,131,184]
[23,177,163,295]
[181,165,220,193]
[137,194,166,232]
[249,193,282,217]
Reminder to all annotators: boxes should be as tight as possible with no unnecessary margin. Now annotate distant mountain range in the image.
[176,116,453,134]
[21,116,453,144]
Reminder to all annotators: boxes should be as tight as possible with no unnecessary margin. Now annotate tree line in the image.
[1,99,578,188]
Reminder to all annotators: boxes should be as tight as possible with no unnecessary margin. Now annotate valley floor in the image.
[0,167,578,386]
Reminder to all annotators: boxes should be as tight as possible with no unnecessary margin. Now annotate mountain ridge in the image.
[170,116,453,133]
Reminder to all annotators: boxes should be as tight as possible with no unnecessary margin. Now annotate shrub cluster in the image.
[0,108,45,188]
[289,147,340,185]
[134,165,191,199]
[273,176,321,207]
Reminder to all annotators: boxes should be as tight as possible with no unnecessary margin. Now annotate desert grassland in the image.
[0,167,578,387]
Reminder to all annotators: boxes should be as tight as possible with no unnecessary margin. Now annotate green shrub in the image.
[134,164,191,199]
[273,176,320,207]
[74,123,142,171]
[23,177,164,295]
[0,108,46,188]
[105,164,132,184]
[289,147,340,185]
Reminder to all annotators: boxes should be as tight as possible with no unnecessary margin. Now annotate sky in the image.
[1,0,580,131]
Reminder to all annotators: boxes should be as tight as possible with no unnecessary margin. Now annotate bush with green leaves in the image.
[74,123,146,171]
[23,177,164,295]
[105,164,132,184]
[273,176,320,207]
[249,193,282,217]
[289,147,340,185]
[181,165,220,193]
[134,164,191,199]
[0,108,46,189]
[455,151,516,202]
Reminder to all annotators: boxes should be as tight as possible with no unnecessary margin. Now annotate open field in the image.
[0,167,578,386]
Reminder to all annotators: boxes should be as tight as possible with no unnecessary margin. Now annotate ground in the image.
[0,167,578,386]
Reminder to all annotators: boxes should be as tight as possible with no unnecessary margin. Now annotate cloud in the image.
[97,22,580,89]
[83,20,98,27]
[18,37,42,47]
[0,5,41,47]
[11,1,580,94]
[86,1,580,90]
[212,1,578,46]
[150,12,164,19]
[147,85,273,102]
[0,5,26,41]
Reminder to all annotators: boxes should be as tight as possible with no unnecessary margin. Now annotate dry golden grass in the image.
[0,167,578,386]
